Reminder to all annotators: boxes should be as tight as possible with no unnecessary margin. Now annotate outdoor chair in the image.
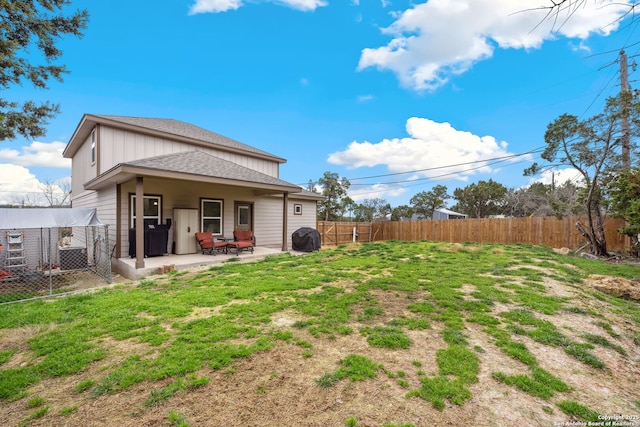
[194,232,228,255]
[227,230,255,255]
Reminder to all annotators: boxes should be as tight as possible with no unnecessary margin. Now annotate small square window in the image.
[294,204,302,215]
[238,205,250,226]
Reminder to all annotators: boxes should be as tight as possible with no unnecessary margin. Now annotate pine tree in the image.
[0,1,88,141]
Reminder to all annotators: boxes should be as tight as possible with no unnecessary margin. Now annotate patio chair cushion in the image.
[228,230,255,255]
[230,240,253,249]
[233,230,255,245]
[195,232,227,255]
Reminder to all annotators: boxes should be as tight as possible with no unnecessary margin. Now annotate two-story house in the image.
[63,114,322,278]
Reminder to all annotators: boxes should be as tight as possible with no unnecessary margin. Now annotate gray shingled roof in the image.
[93,115,283,161]
[126,151,300,190]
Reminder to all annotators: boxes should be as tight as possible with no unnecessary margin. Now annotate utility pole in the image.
[620,49,631,170]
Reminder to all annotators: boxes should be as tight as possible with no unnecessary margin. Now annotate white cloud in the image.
[530,168,583,187]
[569,40,591,53]
[358,0,631,91]
[0,141,70,168]
[349,183,407,201]
[274,0,328,11]
[189,0,327,14]
[0,165,69,205]
[357,94,375,102]
[328,117,524,182]
[189,0,243,13]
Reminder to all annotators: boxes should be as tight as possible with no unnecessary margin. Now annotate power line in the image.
[346,158,535,198]
[580,69,619,118]
[349,156,536,187]
[345,157,587,200]
[302,147,546,187]
[349,148,545,182]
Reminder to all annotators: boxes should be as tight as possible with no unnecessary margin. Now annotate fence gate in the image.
[0,225,111,304]
[317,221,376,246]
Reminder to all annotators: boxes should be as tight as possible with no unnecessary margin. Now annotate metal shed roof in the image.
[0,208,105,229]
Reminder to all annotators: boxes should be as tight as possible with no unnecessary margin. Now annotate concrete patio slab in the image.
[113,246,286,280]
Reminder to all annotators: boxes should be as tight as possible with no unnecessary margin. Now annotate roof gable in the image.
[63,114,286,163]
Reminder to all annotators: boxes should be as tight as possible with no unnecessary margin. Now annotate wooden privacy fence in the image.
[317,217,630,253]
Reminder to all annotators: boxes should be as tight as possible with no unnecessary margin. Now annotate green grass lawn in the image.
[0,241,638,426]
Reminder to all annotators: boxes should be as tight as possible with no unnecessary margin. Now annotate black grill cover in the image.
[129,224,170,257]
[292,227,321,252]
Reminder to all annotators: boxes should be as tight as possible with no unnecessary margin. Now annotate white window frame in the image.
[90,129,96,165]
[130,195,162,228]
[237,205,250,227]
[201,199,223,236]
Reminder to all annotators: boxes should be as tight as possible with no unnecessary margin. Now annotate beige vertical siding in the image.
[98,127,280,178]
[96,187,117,255]
[287,199,318,247]
[253,196,319,248]
[253,196,285,247]
[71,187,117,254]
[70,133,97,199]
[70,190,98,210]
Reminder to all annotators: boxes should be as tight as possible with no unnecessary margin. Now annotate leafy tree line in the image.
[314,173,587,223]
[314,167,638,256]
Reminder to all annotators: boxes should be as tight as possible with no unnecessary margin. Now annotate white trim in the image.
[201,199,223,235]
[90,129,96,165]
[130,195,161,227]
[237,205,250,227]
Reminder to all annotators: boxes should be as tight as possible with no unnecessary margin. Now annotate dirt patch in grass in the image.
[20,321,632,427]
[0,326,43,369]
[29,341,483,427]
[585,275,640,301]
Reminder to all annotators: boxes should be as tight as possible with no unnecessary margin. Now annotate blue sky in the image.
[1,0,638,207]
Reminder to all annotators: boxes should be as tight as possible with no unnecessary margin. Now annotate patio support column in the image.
[115,183,122,258]
[135,176,145,269]
[282,192,288,251]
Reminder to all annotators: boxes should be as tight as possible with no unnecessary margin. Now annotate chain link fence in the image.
[0,225,111,304]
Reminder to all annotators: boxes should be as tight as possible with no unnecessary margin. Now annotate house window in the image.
[91,130,96,165]
[201,199,223,235]
[294,204,302,215]
[238,205,250,226]
[131,195,162,228]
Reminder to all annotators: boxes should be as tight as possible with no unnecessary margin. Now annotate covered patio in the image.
[114,246,287,280]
